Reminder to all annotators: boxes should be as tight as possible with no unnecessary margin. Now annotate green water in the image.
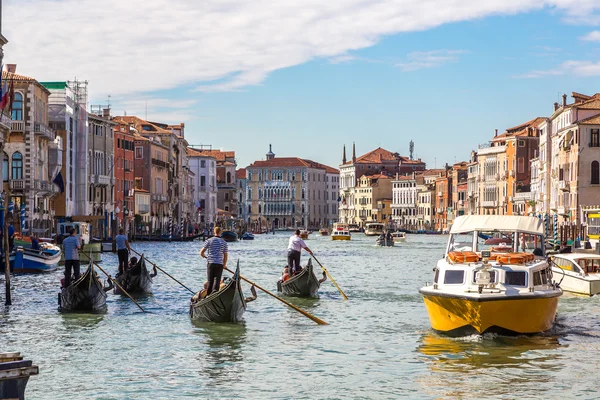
[1,233,600,399]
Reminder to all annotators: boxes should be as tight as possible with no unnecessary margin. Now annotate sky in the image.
[5,0,600,170]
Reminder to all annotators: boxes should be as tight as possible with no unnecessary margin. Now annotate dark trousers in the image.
[287,250,301,274]
[206,263,224,296]
[64,260,80,287]
[117,249,129,274]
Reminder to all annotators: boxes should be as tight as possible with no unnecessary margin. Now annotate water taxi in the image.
[420,215,562,336]
[391,231,406,243]
[348,224,361,233]
[332,223,351,241]
[364,222,385,236]
[551,253,600,296]
[319,228,329,236]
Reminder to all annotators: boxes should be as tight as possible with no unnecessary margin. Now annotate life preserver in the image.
[496,252,535,264]
[447,251,479,264]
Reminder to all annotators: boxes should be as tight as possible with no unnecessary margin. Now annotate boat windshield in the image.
[576,258,600,274]
[449,230,545,256]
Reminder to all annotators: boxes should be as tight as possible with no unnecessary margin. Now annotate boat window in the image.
[517,234,544,254]
[533,271,542,286]
[553,257,576,272]
[443,270,464,284]
[577,259,600,274]
[472,270,496,284]
[540,268,549,284]
[505,271,527,286]
[477,231,514,252]
[450,233,473,252]
[434,269,439,284]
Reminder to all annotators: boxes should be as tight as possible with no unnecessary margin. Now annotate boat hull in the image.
[331,235,351,241]
[376,238,394,247]
[9,248,61,273]
[221,231,238,243]
[58,265,107,313]
[278,259,320,297]
[114,256,153,295]
[551,267,600,296]
[189,268,245,323]
[421,291,560,336]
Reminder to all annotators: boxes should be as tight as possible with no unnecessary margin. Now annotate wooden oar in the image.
[223,266,328,325]
[130,248,194,294]
[79,252,146,313]
[311,254,348,300]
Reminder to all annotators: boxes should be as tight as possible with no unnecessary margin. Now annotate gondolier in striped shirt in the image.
[63,228,81,287]
[200,227,228,296]
[287,229,313,275]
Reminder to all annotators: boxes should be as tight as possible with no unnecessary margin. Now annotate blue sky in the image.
[6,1,600,170]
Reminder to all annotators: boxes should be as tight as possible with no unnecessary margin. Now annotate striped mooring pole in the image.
[553,213,558,245]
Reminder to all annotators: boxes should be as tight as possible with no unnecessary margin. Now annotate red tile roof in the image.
[493,117,546,141]
[248,157,338,173]
[353,147,401,164]
[2,71,50,94]
[359,173,392,180]
[189,149,235,162]
[422,169,445,176]
[579,114,600,125]
[236,168,246,179]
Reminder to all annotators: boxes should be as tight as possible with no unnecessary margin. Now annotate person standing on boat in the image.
[115,228,131,276]
[63,228,81,287]
[200,226,228,296]
[31,235,40,250]
[287,229,313,275]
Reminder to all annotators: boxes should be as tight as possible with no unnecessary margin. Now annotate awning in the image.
[450,215,543,235]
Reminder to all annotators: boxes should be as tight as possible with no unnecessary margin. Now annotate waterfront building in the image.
[236,168,247,224]
[448,162,468,227]
[339,144,425,225]
[87,112,116,237]
[434,168,451,232]
[355,173,393,228]
[416,169,444,229]
[245,146,339,230]
[5,69,61,236]
[112,119,135,232]
[467,151,478,215]
[392,174,417,230]
[133,185,151,233]
[187,147,217,227]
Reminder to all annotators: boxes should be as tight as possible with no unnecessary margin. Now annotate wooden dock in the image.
[0,352,38,400]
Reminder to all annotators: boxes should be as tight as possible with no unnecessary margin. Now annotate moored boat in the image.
[319,228,329,236]
[277,259,322,297]
[391,231,406,243]
[189,265,246,323]
[114,255,154,295]
[241,232,255,240]
[331,223,351,241]
[420,215,562,336]
[58,264,109,312]
[221,231,238,242]
[551,253,600,296]
[9,246,62,273]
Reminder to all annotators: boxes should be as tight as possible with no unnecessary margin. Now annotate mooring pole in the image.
[3,195,11,306]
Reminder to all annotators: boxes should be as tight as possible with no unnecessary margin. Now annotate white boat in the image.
[420,215,562,336]
[331,223,351,241]
[391,231,406,243]
[57,222,102,264]
[10,245,62,273]
[364,223,385,236]
[551,253,600,296]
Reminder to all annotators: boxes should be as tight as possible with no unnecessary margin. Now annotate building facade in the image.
[113,119,135,231]
[187,148,217,227]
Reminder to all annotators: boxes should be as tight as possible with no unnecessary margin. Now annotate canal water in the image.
[2,233,600,399]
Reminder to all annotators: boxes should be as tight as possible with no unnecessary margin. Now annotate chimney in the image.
[352,142,356,163]
[6,64,16,73]
[562,94,567,107]
[102,108,110,118]
[495,129,498,137]
[554,102,559,111]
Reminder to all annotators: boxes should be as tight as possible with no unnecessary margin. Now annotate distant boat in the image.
[221,231,238,242]
[241,232,255,240]
[319,228,329,236]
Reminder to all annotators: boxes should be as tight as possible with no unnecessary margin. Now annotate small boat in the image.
[9,246,62,273]
[58,263,109,312]
[241,232,255,240]
[376,236,394,247]
[221,231,238,242]
[189,264,246,323]
[364,222,385,236]
[300,230,310,240]
[391,231,406,243]
[114,255,154,295]
[277,259,322,297]
[551,253,600,296]
[332,223,351,241]
[319,228,329,236]
[348,224,361,233]
[420,215,561,336]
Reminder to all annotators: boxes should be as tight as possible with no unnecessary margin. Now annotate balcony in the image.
[10,179,26,191]
[34,123,56,140]
[92,174,111,186]
[151,158,168,169]
[482,200,497,208]
[513,192,532,202]
[0,112,10,131]
[11,120,24,132]
[151,194,168,202]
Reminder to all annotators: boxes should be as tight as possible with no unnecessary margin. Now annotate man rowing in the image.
[287,229,313,275]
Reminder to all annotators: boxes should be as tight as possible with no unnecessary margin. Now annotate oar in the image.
[79,252,146,313]
[311,254,348,300]
[130,248,194,294]
[223,266,328,326]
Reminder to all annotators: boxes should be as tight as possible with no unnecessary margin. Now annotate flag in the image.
[0,77,9,110]
[52,171,65,193]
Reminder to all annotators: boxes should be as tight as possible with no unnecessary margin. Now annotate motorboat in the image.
[364,223,385,236]
[331,223,351,241]
[391,231,406,243]
[9,245,62,273]
[551,253,600,296]
[420,215,562,336]
[241,232,255,240]
[221,231,238,242]
[319,228,329,236]
[300,230,310,240]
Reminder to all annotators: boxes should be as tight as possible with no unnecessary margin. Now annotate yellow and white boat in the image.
[420,215,561,336]
[331,223,351,241]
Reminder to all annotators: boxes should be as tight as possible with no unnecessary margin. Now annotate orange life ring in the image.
[448,251,479,263]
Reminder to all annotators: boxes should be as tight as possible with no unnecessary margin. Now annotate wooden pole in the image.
[3,200,11,306]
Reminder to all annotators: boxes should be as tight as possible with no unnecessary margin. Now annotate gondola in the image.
[189,264,246,323]
[277,258,321,297]
[114,255,154,295]
[58,263,109,312]
[221,231,238,242]
[376,237,395,247]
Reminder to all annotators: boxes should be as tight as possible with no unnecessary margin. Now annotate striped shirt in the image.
[62,236,80,260]
[115,234,128,251]
[202,237,228,264]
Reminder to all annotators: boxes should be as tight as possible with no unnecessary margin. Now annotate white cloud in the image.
[516,60,600,78]
[4,0,600,97]
[580,30,600,41]
[396,50,467,71]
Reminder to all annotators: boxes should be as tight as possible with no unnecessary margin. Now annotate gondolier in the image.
[62,228,81,287]
[115,228,131,276]
[287,229,313,275]
[200,227,228,296]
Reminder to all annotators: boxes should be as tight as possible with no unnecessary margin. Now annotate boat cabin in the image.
[365,223,385,236]
[57,222,92,245]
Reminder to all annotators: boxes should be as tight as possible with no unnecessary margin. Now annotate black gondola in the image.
[58,264,108,312]
[189,264,246,323]
[221,231,238,242]
[277,258,320,297]
[376,237,394,247]
[114,255,153,295]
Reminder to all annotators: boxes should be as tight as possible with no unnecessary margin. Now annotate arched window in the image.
[11,93,23,120]
[226,171,231,183]
[11,152,22,179]
[2,152,8,181]
[592,161,600,185]
[258,204,261,214]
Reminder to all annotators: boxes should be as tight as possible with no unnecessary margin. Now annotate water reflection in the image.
[60,313,106,331]
[192,322,247,387]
